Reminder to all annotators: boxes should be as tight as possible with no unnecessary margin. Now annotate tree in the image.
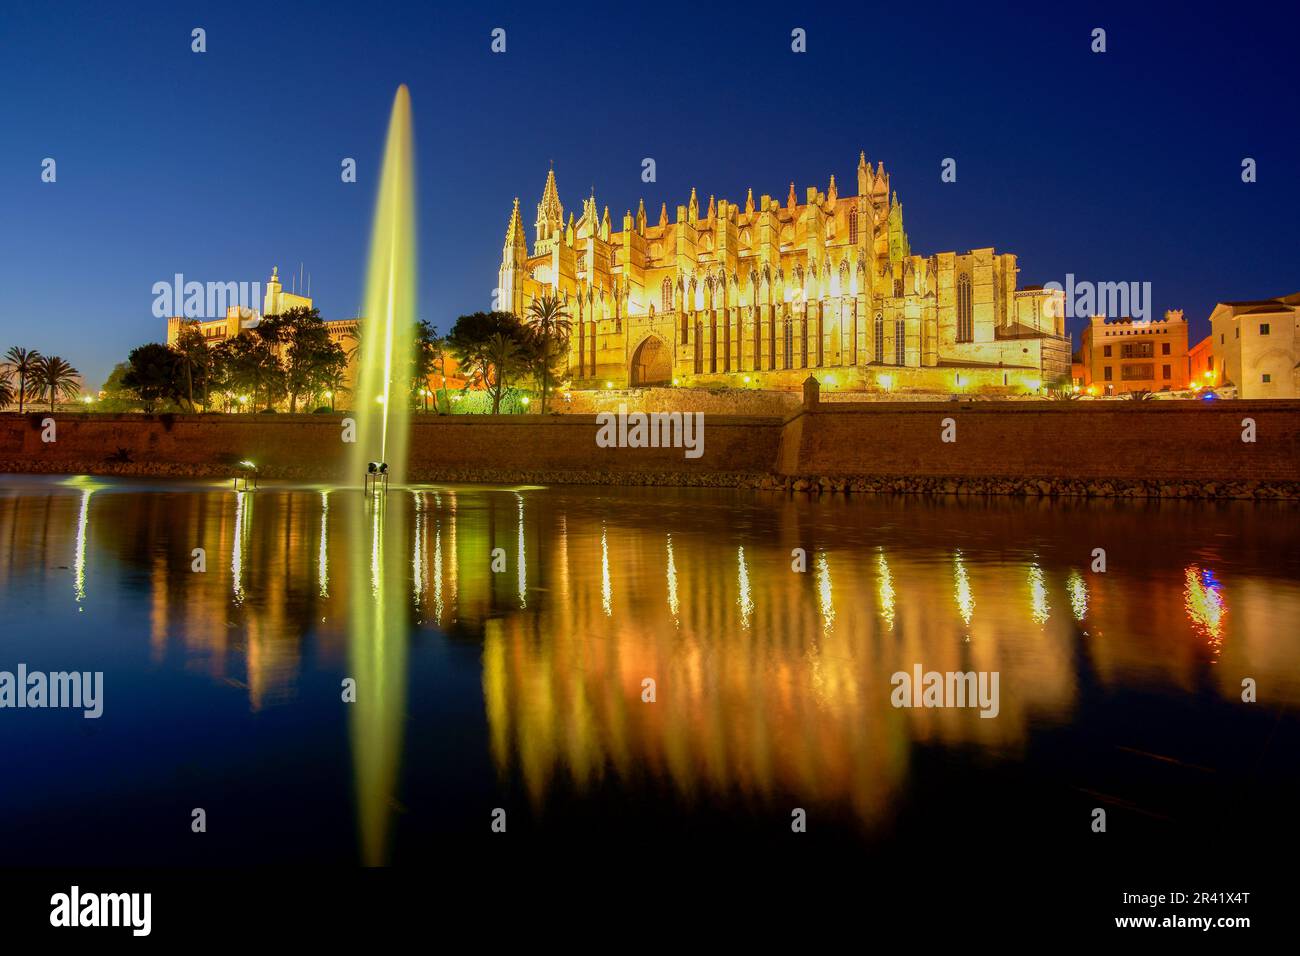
[98,363,144,412]
[2,347,42,414]
[215,332,284,412]
[524,294,572,414]
[447,311,532,414]
[172,323,211,411]
[412,320,439,411]
[0,369,14,409]
[122,343,184,413]
[430,329,453,413]
[257,307,339,413]
[33,355,81,411]
[482,332,528,414]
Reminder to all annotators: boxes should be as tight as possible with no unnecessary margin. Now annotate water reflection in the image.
[2,478,1299,861]
[1184,565,1227,657]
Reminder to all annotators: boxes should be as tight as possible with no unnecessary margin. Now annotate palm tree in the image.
[3,347,42,413]
[525,294,572,414]
[172,323,210,411]
[345,323,362,365]
[34,355,81,411]
[0,370,14,409]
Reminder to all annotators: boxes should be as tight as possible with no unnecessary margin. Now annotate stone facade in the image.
[1078,311,1190,394]
[1208,293,1300,398]
[500,154,1071,395]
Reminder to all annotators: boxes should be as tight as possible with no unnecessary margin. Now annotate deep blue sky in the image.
[2,0,1296,389]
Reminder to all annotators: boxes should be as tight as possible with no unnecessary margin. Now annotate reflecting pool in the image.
[1,475,1297,867]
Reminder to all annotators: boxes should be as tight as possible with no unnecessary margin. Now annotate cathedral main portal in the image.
[630,335,672,386]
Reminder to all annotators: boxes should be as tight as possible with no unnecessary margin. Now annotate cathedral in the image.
[500,153,1071,394]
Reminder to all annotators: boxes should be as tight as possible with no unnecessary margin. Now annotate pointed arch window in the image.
[874,312,884,363]
[895,319,906,366]
[848,208,858,244]
[661,276,673,312]
[957,273,973,344]
[783,314,794,370]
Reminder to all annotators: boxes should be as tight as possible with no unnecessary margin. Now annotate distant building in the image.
[1207,294,1300,398]
[1078,311,1189,394]
[1187,334,1216,388]
[164,267,467,404]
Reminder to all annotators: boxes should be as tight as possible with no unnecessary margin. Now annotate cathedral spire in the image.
[787,181,797,211]
[858,152,871,195]
[706,194,716,222]
[827,174,837,203]
[688,187,699,225]
[745,188,754,216]
[636,198,647,233]
[504,197,526,251]
[659,202,668,229]
[535,166,564,243]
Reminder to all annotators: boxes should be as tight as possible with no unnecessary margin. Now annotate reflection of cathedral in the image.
[500,155,1071,394]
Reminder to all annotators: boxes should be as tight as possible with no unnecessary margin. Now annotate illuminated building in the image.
[1207,293,1300,398]
[499,155,1070,394]
[1078,310,1190,394]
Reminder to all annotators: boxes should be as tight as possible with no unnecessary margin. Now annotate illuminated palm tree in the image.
[33,355,81,411]
[2,347,42,413]
[524,294,572,414]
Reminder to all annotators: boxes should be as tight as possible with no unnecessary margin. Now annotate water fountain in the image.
[351,84,417,489]
[348,85,417,865]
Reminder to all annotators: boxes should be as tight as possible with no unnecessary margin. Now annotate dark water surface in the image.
[1,475,1297,869]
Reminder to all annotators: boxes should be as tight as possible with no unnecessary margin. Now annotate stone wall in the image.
[3,400,1299,498]
[777,399,1300,484]
[0,412,780,484]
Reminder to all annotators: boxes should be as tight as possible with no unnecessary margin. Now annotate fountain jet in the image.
[352,84,417,487]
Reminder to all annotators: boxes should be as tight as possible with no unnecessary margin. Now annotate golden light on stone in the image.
[500,152,1069,394]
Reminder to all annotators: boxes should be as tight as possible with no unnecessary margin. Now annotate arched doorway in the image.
[630,335,672,386]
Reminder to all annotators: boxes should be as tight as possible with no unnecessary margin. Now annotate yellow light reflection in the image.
[1029,562,1050,624]
[516,493,526,609]
[1184,565,1227,656]
[953,550,974,627]
[601,523,612,616]
[411,491,425,608]
[232,490,249,605]
[737,545,754,628]
[666,533,680,622]
[73,488,92,605]
[1067,569,1088,622]
[318,490,330,598]
[816,550,835,632]
[877,548,895,630]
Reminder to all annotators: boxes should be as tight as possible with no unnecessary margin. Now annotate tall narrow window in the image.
[662,277,673,312]
[712,314,722,374]
[895,319,905,365]
[801,315,809,368]
[848,208,858,244]
[874,313,884,363]
[783,314,793,369]
[695,320,703,374]
[956,273,973,344]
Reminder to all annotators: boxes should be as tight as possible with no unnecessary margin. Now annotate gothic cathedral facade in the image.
[499,154,1070,394]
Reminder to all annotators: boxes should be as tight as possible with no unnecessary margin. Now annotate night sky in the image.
[2,0,1297,389]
